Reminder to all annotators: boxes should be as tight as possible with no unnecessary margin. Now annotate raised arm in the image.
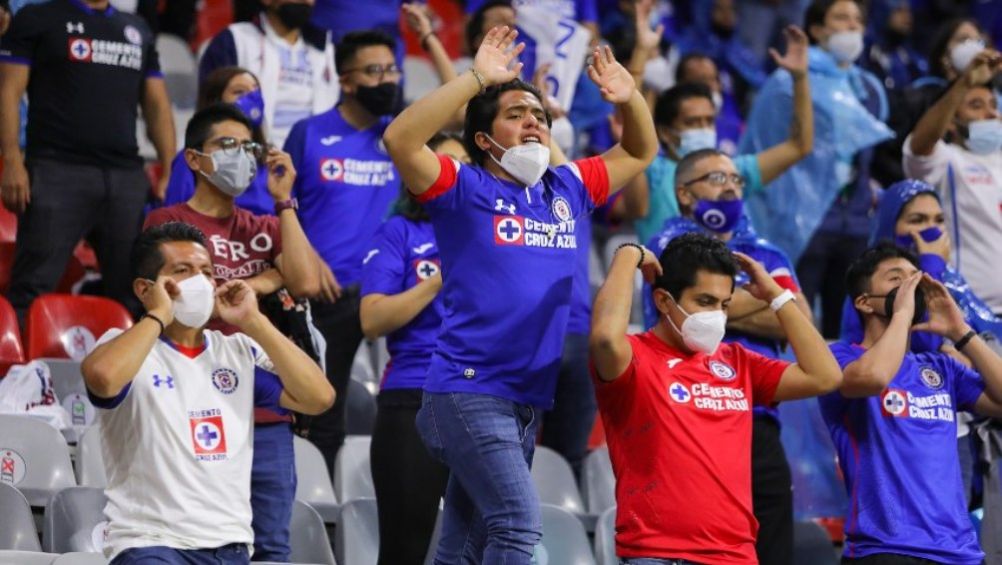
[216,279,334,415]
[266,148,320,298]
[726,287,812,340]
[383,26,524,195]
[755,26,814,185]
[626,0,663,106]
[733,252,841,400]
[590,245,662,381]
[402,3,464,129]
[82,276,179,398]
[589,46,659,193]
[0,63,30,213]
[909,49,1001,156]
[141,77,177,200]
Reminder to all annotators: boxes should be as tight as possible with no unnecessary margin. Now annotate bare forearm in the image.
[789,73,813,155]
[910,80,968,156]
[842,314,912,396]
[240,313,331,408]
[618,89,658,162]
[958,331,1002,403]
[82,316,162,397]
[728,306,785,340]
[360,280,440,340]
[0,67,26,159]
[246,268,284,296]
[591,249,638,344]
[276,211,320,297]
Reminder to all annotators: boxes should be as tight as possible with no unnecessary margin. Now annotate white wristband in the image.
[770,289,796,312]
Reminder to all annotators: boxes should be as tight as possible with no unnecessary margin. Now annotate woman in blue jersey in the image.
[160,66,273,216]
[361,133,467,565]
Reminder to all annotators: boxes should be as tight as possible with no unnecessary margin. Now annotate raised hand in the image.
[889,271,921,321]
[733,251,784,302]
[402,2,433,38]
[265,147,297,201]
[215,279,262,328]
[963,49,1002,88]
[913,274,970,339]
[587,45,636,104]
[531,63,567,119]
[911,229,951,262]
[142,275,180,325]
[638,245,663,284]
[473,26,525,87]
[634,0,664,56]
[769,25,808,79]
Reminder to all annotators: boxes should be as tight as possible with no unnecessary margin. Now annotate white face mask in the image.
[172,274,215,328]
[966,119,1002,154]
[664,295,727,354]
[950,38,985,74]
[825,30,864,64]
[485,135,550,187]
[643,56,674,93]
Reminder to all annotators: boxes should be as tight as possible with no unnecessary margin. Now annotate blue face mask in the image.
[233,89,265,128]
[894,226,943,249]
[693,198,743,233]
[674,128,717,158]
[966,119,1002,155]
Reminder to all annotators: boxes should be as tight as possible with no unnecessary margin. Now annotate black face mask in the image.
[355,82,400,116]
[873,285,927,326]
[274,3,313,30]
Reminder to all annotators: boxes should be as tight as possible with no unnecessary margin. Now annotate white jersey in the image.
[903,136,1002,313]
[93,328,273,560]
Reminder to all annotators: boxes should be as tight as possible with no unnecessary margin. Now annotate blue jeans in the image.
[416,392,542,565]
[112,544,249,564]
[250,423,296,561]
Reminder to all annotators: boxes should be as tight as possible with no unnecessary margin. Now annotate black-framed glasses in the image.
[342,63,402,80]
[681,171,746,189]
[206,136,264,160]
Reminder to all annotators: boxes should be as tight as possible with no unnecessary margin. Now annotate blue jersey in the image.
[161,151,274,217]
[820,342,986,564]
[416,154,609,407]
[284,108,399,286]
[360,216,443,391]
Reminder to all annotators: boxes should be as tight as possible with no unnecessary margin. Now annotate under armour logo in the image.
[153,374,174,389]
[67,22,85,34]
[495,199,516,214]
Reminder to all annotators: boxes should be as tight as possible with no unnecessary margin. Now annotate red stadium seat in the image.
[0,241,13,294]
[0,295,25,376]
[25,294,132,361]
[0,205,16,243]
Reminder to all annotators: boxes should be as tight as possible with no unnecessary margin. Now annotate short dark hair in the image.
[654,232,737,298]
[463,79,551,166]
[184,103,255,150]
[675,148,728,188]
[929,18,983,78]
[653,82,714,128]
[197,66,257,111]
[335,30,397,75]
[845,242,920,301]
[465,0,513,55]
[804,0,863,44]
[131,222,208,280]
[675,53,715,83]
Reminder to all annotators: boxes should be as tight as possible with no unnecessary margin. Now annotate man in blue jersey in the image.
[383,26,657,564]
[283,29,401,471]
[644,147,811,565]
[822,242,1002,564]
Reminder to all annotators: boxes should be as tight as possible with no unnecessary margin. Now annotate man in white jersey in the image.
[81,222,334,564]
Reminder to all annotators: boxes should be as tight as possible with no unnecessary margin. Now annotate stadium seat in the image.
[593,505,617,565]
[583,446,615,515]
[793,520,837,565]
[0,551,59,564]
[0,414,77,507]
[0,205,15,242]
[0,295,25,375]
[51,553,107,565]
[155,35,198,109]
[293,435,339,523]
[0,482,41,551]
[333,435,374,503]
[25,294,133,361]
[335,497,378,565]
[531,446,591,528]
[0,241,14,294]
[290,500,337,565]
[351,344,375,384]
[539,503,596,565]
[346,378,376,436]
[75,426,107,489]
[43,487,108,554]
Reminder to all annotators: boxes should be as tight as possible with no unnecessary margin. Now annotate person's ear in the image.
[655,124,673,146]
[808,23,827,45]
[853,293,876,316]
[184,148,206,174]
[133,278,152,302]
[653,288,674,317]
[474,131,493,154]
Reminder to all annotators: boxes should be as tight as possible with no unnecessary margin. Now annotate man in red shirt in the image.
[590,232,842,564]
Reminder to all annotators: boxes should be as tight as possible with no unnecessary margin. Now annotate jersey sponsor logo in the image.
[68,38,92,62]
[212,368,239,395]
[362,248,380,264]
[412,242,435,255]
[881,389,908,417]
[123,25,143,45]
[494,215,525,245]
[414,258,441,281]
[319,157,394,186]
[920,366,944,390]
[690,382,749,411]
[66,22,85,34]
[551,196,572,222]
[668,382,691,403]
[0,449,26,485]
[709,360,736,381]
[881,387,956,422]
[189,409,228,460]
[208,233,274,261]
[493,215,578,249]
[320,158,344,181]
[320,135,342,146]
[66,37,144,70]
[61,326,96,361]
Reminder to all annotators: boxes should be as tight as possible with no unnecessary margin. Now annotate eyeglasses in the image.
[342,64,402,80]
[681,171,746,189]
[206,136,264,160]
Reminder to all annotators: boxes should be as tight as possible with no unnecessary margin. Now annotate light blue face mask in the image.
[966,119,1002,155]
[674,128,717,158]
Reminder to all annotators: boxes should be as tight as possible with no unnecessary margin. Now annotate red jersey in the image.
[595,331,789,564]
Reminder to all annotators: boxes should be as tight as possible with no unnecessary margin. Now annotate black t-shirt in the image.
[0,0,162,168]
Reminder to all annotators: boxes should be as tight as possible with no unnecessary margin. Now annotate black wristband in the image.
[142,312,166,335]
[616,242,645,269]
[954,329,978,352]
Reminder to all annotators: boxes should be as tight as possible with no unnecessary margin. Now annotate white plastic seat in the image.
[293,435,339,523]
[333,436,374,503]
[0,414,77,507]
[0,482,41,551]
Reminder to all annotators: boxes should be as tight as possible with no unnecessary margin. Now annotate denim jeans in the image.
[112,543,249,564]
[250,422,296,561]
[416,391,542,565]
